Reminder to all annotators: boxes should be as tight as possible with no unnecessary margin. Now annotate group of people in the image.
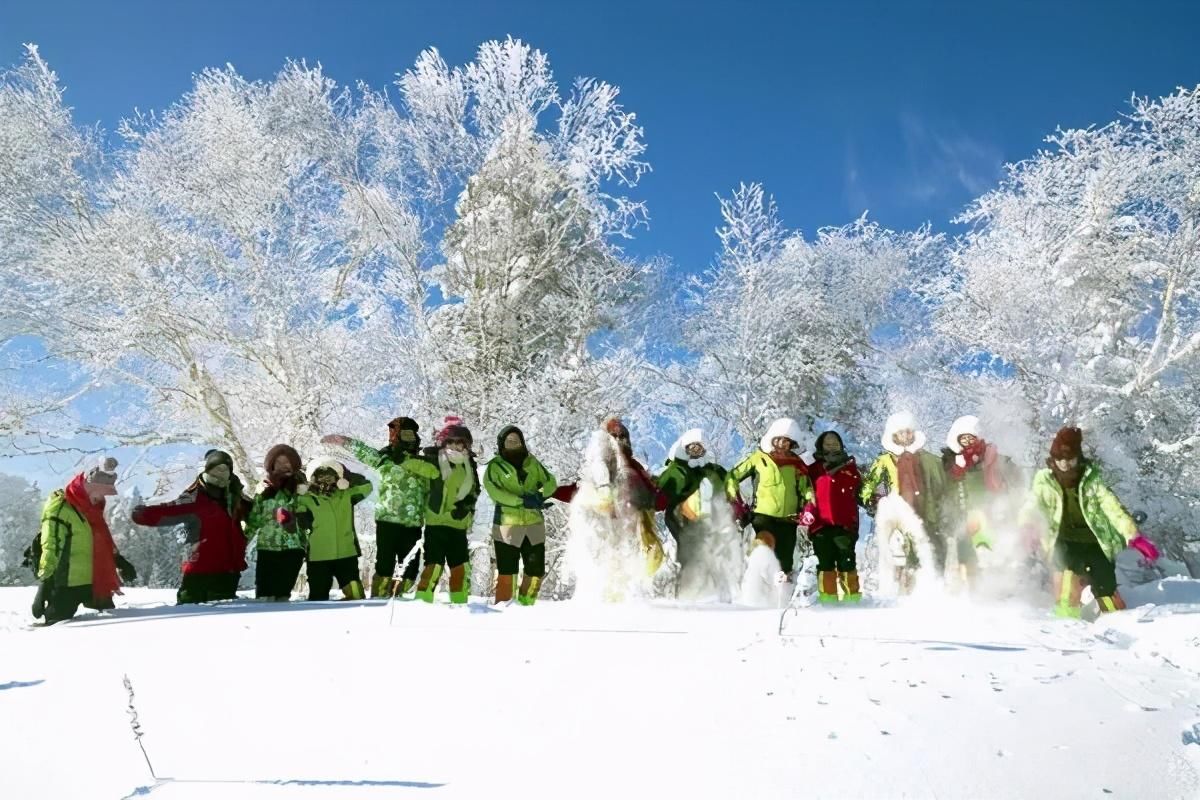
[27,409,1161,624]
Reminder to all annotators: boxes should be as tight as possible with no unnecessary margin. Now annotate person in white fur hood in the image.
[859,412,947,594]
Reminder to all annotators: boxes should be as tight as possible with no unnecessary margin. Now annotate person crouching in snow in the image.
[132,450,249,604]
[31,457,137,624]
[860,413,945,595]
[246,444,308,601]
[1019,427,1158,617]
[484,426,557,605]
[727,418,815,600]
[941,415,1021,588]
[656,428,738,601]
[295,458,372,601]
[397,417,480,604]
[322,417,429,599]
[807,431,863,604]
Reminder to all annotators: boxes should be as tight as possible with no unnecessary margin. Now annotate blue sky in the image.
[2,0,1198,488]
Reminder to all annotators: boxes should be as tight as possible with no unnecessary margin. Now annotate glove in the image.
[450,502,472,521]
[1129,533,1159,563]
[115,553,138,584]
[798,509,816,528]
[521,493,544,510]
[971,531,993,551]
[31,581,50,619]
[275,508,295,529]
[732,497,751,528]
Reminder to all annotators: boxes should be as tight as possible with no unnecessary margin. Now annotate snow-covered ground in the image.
[3,586,1200,800]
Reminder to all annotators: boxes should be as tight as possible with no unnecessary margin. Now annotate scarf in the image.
[950,440,1005,492]
[439,449,476,502]
[896,451,924,516]
[502,447,530,482]
[816,449,851,471]
[768,450,807,471]
[64,473,121,602]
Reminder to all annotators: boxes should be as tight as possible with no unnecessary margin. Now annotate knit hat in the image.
[1050,427,1083,460]
[263,444,302,474]
[388,417,419,434]
[436,415,473,448]
[85,456,119,488]
[604,417,629,440]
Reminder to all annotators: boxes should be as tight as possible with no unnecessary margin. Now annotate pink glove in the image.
[275,508,294,526]
[732,497,751,527]
[1129,533,1159,563]
[798,510,816,528]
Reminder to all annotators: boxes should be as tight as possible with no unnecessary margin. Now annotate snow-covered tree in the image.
[939,86,1200,556]
[0,473,43,585]
[664,183,942,456]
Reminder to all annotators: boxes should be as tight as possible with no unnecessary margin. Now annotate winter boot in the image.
[840,570,862,603]
[448,564,469,605]
[817,571,839,604]
[371,575,391,598]
[1096,592,1126,613]
[518,576,542,606]
[416,564,443,604]
[495,573,516,604]
[1053,570,1083,618]
[400,578,416,596]
[341,580,365,601]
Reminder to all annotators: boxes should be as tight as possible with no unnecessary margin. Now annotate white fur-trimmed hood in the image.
[760,418,804,453]
[881,411,927,456]
[668,428,714,467]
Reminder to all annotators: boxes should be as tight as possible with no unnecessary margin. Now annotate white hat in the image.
[300,456,349,493]
[760,418,804,452]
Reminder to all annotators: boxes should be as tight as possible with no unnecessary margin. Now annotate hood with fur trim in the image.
[945,415,982,454]
[300,456,350,494]
[881,412,927,456]
[668,428,714,467]
[760,418,804,453]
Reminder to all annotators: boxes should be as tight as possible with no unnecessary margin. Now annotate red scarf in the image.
[64,473,122,602]
[896,451,924,515]
[950,440,1005,492]
[768,450,807,471]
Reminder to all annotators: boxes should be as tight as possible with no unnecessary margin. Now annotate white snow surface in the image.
[3,586,1200,800]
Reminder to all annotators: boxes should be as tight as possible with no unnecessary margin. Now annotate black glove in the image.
[31,581,50,619]
[450,502,472,521]
[115,553,138,584]
[521,493,544,509]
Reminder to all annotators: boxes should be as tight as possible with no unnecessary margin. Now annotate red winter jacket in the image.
[133,480,249,575]
[807,458,862,536]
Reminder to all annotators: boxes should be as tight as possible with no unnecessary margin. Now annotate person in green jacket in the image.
[398,416,481,604]
[483,425,557,605]
[860,411,946,593]
[657,428,728,571]
[32,457,137,624]
[1020,427,1160,618]
[246,444,308,601]
[296,457,373,601]
[726,417,814,581]
[323,417,429,598]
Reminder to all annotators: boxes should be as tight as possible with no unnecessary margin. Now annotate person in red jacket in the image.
[132,450,250,604]
[806,431,863,603]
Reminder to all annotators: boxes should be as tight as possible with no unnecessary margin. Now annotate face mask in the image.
[203,464,231,489]
[446,449,469,465]
[1054,457,1079,472]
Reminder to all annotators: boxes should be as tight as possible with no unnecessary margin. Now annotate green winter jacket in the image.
[726,451,813,519]
[246,485,306,552]
[399,450,479,531]
[484,454,557,528]
[349,439,429,527]
[295,476,373,562]
[37,491,94,588]
[1020,464,1137,562]
[658,459,728,512]
[860,450,945,531]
